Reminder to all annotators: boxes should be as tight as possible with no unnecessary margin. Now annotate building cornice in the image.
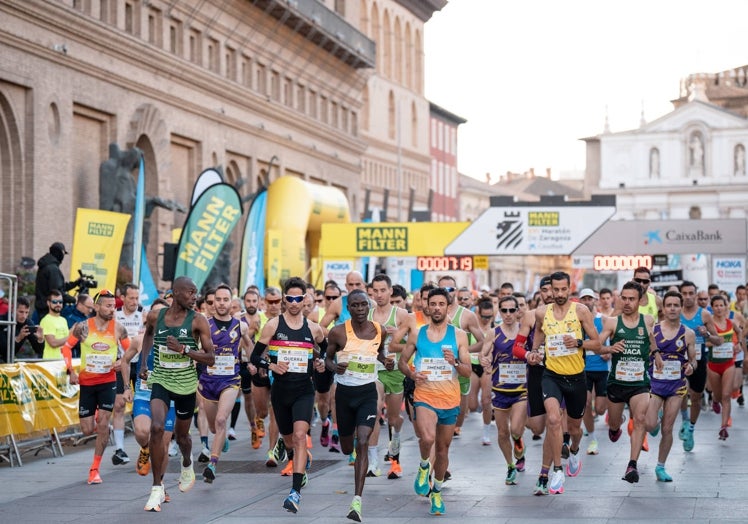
[395,0,448,22]
[429,101,467,125]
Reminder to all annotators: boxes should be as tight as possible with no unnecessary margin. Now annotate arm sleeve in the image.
[512,333,528,360]
[61,334,80,372]
[250,341,270,369]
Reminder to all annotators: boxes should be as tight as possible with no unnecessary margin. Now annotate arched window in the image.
[649,147,660,179]
[383,10,391,78]
[394,17,402,84]
[411,101,417,147]
[370,3,380,71]
[404,22,412,89]
[414,29,423,94]
[388,90,396,140]
[359,0,368,35]
[362,85,370,131]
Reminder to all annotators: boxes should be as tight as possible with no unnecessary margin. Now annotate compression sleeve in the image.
[512,333,528,360]
[61,334,79,372]
[250,341,270,369]
[317,338,329,359]
[120,337,131,352]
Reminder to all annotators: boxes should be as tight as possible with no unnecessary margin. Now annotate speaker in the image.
[162,243,178,281]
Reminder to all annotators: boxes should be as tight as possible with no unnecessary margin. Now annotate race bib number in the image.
[470,353,481,365]
[419,357,453,381]
[346,354,377,380]
[138,372,152,392]
[499,363,526,384]
[652,360,681,381]
[158,345,191,369]
[85,353,113,374]
[277,348,309,374]
[712,342,734,360]
[615,360,645,382]
[546,333,578,358]
[208,355,236,376]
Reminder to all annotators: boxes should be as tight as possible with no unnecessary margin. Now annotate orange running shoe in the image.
[136,448,151,476]
[306,434,313,449]
[256,417,266,438]
[627,417,634,436]
[732,390,740,400]
[387,459,403,479]
[281,459,294,476]
[87,468,102,485]
[251,429,261,449]
[641,434,649,452]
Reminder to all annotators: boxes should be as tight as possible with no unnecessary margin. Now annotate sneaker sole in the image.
[203,470,215,484]
[179,479,195,492]
[623,473,639,483]
[347,509,362,522]
[549,487,564,494]
[283,501,298,513]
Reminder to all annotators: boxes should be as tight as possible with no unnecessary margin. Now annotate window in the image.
[341,107,349,133]
[331,101,339,128]
[189,29,202,65]
[284,77,293,107]
[169,21,182,56]
[207,37,219,73]
[309,90,318,118]
[320,95,329,124]
[411,101,417,147]
[225,47,236,81]
[335,0,346,16]
[256,63,266,95]
[147,8,162,47]
[241,55,252,88]
[297,84,306,113]
[125,2,134,34]
[388,90,395,139]
[271,70,280,101]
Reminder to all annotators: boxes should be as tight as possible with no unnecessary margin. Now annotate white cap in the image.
[480,285,491,292]
[579,288,595,299]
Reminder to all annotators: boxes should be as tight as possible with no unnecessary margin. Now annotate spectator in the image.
[63,294,94,358]
[34,242,76,319]
[0,296,45,361]
[39,289,71,359]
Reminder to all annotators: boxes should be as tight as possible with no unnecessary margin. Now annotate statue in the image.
[649,148,660,179]
[203,239,234,292]
[689,133,704,171]
[735,144,746,176]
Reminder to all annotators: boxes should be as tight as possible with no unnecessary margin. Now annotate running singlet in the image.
[414,310,428,329]
[255,311,269,343]
[336,320,382,387]
[541,302,584,375]
[450,305,478,366]
[79,318,118,386]
[709,318,736,364]
[203,317,242,380]
[413,324,460,409]
[681,308,706,361]
[638,292,658,318]
[585,314,610,372]
[150,308,197,396]
[608,314,650,388]
[649,324,688,394]
[267,315,315,386]
[368,306,398,370]
[491,325,526,394]
[335,296,351,326]
[135,345,156,401]
[115,307,144,362]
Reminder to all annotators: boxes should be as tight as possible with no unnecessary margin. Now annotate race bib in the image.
[346,354,377,380]
[419,357,453,381]
[712,342,734,360]
[652,360,681,381]
[85,353,113,374]
[470,353,481,365]
[499,363,526,384]
[158,345,191,369]
[277,348,309,374]
[546,333,578,358]
[208,355,236,376]
[615,360,645,382]
[138,372,152,392]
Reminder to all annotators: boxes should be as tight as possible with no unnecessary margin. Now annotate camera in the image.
[27,325,37,334]
[71,269,98,296]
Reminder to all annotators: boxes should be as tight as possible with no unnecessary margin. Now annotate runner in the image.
[198,284,253,483]
[644,290,696,482]
[60,289,130,485]
[527,271,600,495]
[598,281,658,483]
[325,289,389,522]
[474,298,496,446]
[237,288,260,447]
[138,276,216,512]
[483,295,527,485]
[251,277,327,514]
[399,287,471,516]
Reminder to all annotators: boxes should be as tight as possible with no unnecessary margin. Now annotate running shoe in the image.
[712,401,721,414]
[649,421,661,438]
[366,467,381,477]
[283,489,301,513]
[273,437,287,463]
[162,486,170,503]
[306,434,313,449]
[203,463,216,483]
[414,462,432,496]
[87,468,102,485]
[515,456,526,472]
[444,470,452,481]
[144,485,163,512]
[348,451,356,466]
[387,458,402,479]
[453,427,461,437]
[255,417,266,437]
[678,420,689,441]
[168,439,179,457]
[548,469,564,494]
[281,459,294,476]
[566,452,581,477]
[347,497,362,522]
[719,426,729,440]
[623,465,639,483]
[533,476,549,496]
[627,417,634,436]
[136,447,151,476]
[384,451,392,463]
[223,438,230,453]
[178,460,196,492]
[227,427,237,441]
[305,450,313,471]
[320,421,330,447]
[733,390,741,399]
[481,436,491,446]
[641,435,649,452]
[251,429,261,449]
[513,436,525,460]
[329,433,342,453]
[532,433,542,441]
[738,394,745,407]
[683,428,695,452]
[586,439,599,455]
[112,448,130,465]
[608,427,622,442]
[198,445,211,463]
[389,434,401,456]
[429,490,445,515]
[655,465,672,482]
[266,449,278,467]
[560,442,570,460]
[505,466,518,485]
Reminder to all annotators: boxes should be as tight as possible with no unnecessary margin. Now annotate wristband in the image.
[576,339,583,348]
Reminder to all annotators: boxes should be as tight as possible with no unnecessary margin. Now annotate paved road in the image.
[1,398,747,523]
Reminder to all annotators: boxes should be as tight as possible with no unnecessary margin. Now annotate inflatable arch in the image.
[265,176,350,287]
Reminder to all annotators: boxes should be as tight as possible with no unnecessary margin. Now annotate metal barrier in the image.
[0,273,18,364]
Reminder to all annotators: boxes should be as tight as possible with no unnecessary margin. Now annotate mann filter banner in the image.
[238,188,267,295]
[174,183,243,291]
[190,168,223,206]
[69,209,131,295]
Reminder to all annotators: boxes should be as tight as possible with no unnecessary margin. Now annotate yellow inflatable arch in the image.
[265,176,350,288]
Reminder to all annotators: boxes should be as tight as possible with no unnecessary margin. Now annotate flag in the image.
[238,188,267,295]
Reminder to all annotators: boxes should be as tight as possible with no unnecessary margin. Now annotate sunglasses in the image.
[315,299,324,304]
[633,278,650,285]
[442,286,456,293]
[265,298,281,305]
[93,289,115,302]
[500,308,518,313]
[205,300,214,305]
[285,295,304,303]
[480,315,494,321]
[49,299,63,304]
[325,295,340,301]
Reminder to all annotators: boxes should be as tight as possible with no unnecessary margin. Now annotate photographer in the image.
[34,242,77,319]
[0,297,45,361]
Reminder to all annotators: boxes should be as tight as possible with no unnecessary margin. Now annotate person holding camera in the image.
[34,242,77,320]
[0,296,45,361]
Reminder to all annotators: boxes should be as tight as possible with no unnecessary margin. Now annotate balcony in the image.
[249,0,375,69]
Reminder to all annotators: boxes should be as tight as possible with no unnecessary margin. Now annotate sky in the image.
[424,0,748,181]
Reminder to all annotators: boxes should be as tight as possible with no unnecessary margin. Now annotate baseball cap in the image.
[480,285,491,292]
[539,276,552,288]
[579,288,596,299]
[50,242,68,254]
